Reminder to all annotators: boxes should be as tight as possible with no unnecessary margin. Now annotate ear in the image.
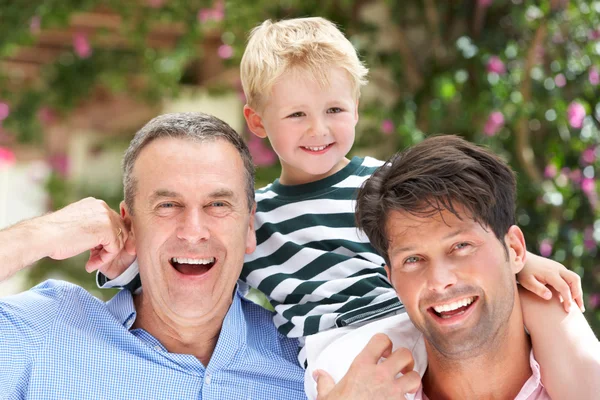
[120,200,136,256]
[243,104,268,139]
[505,225,526,274]
[354,99,360,124]
[245,202,257,255]
[384,264,391,281]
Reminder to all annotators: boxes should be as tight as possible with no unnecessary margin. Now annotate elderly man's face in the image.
[125,137,256,319]
[384,204,526,359]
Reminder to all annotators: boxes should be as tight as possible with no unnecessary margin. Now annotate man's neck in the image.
[132,293,231,366]
[422,313,532,399]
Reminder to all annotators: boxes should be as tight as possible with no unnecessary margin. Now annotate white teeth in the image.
[171,257,215,265]
[433,297,475,314]
[305,145,328,151]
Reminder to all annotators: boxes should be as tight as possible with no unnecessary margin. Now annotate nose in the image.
[176,208,210,243]
[308,115,328,137]
[426,260,457,293]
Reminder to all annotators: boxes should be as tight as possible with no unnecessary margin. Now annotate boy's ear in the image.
[243,105,268,138]
[506,225,526,274]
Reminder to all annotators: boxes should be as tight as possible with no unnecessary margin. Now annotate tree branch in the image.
[515,23,547,184]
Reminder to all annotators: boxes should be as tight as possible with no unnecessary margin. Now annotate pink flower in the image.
[73,32,92,58]
[147,0,165,7]
[589,67,600,86]
[247,136,277,167]
[589,29,600,41]
[0,146,16,168]
[381,119,394,135]
[584,227,596,251]
[198,0,224,23]
[589,293,600,309]
[554,74,566,87]
[539,239,553,258]
[567,101,586,129]
[544,164,557,179]
[486,56,506,75]
[581,178,596,195]
[217,44,233,59]
[0,102,9,121]
[30,16,41,34]
[38,107,57,124]
[483,111,504,136]
[581,147,597,165]
[48,153,70,177]
[569,169,582,185]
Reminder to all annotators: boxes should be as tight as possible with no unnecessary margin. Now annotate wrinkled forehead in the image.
[133,137,246,194]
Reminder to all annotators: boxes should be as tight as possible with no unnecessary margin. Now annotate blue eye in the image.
[405,256,421,264]
[287,112,305,118]
[212,201,226,207]
[327,107,343,113]
[455,242,470,250]
[159,203,175,208]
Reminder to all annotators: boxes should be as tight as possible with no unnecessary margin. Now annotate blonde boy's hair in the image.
[240,17,369,110]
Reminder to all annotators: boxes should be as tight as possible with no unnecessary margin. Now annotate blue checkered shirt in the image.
[0,280,306,400]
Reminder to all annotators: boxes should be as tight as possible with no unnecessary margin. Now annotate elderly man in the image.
[314,136,600,400]
[0,113,305,399]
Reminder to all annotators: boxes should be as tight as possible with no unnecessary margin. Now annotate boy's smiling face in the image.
[244,66,359,185]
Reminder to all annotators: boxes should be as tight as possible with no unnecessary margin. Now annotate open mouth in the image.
[428,296,478,320]
[301,143,334,153]
[170,257,216,276]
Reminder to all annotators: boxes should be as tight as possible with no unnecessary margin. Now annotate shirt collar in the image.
[105,283,249,368]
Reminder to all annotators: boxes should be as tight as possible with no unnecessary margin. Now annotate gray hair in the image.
[123,112,255,213]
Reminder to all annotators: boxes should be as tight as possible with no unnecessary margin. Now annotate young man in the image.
[322,135,599,399]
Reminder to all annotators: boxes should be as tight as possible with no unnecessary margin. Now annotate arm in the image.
[520,286,600,400]
[314,334,421,400]
[517,251,584,312]
[0,197,134,283]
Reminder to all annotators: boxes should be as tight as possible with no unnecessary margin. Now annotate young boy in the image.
[100,17,588,399]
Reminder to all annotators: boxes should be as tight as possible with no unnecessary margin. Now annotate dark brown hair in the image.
[355,135,517,265]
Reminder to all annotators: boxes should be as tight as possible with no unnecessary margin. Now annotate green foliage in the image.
[2,0,599,334]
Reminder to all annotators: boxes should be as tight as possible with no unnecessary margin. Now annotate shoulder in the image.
[1,279,94,323]
[240,296,300,358]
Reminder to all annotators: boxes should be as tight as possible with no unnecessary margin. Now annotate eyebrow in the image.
[148,188,236,204]
[390,228,470,255]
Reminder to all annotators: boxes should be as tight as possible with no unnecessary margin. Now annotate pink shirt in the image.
[412,351,549,400]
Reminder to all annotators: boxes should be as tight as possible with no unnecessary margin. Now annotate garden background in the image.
[0,0,599,334]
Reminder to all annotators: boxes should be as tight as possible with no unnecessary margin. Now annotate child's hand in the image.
[517,252,584,313]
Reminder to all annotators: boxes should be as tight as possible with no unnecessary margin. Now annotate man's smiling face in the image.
[125,137,256,321]
[385,203,526,359]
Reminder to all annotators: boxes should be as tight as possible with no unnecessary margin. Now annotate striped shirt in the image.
[242,156,404,340]
[0,280,305,400]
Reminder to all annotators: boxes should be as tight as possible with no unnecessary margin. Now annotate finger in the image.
[397,371,421,395]
[355,333,394,365]
[545,273,572,312]
[314,369,335,400]
[85,248,103,273]
[100,251,137,280]
[519,276,552,300]
[381,347,414,376]
[561,270,584,312]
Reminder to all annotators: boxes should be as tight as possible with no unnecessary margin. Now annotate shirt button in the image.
[205,372,212,385]
[154,345,162,351]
